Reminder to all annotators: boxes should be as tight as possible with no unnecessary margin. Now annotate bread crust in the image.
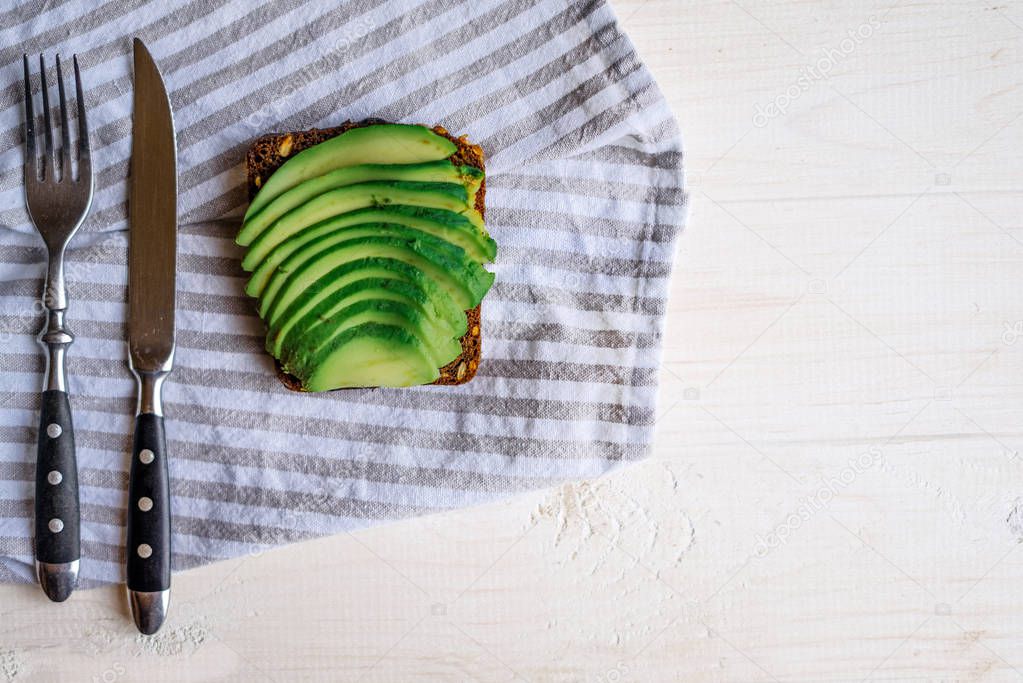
[245,119,486,390]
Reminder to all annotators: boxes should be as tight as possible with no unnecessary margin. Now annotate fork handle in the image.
[34,389,80,599]
[35,309,80,601]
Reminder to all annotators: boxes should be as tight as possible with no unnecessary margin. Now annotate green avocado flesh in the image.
[259,230,494,323]
[245,124,457,221]
[244,204,496,294]
[280,298,463,372]
[241,124,495,390]
[293,324,440,391]
[240,161,484,244]
[255,222,486,313]
[241,181,484,268]
[266,257,466,358]
[279,289,463,369]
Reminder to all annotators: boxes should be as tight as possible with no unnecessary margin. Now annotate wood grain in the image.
[2,1,1022,680]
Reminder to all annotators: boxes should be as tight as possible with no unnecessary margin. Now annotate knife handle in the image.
[126,369,171,635]
[126,412,171,593]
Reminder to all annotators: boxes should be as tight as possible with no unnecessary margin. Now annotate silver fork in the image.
[22,53,93,602]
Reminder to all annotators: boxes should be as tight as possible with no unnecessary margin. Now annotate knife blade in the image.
[125,37,176,636]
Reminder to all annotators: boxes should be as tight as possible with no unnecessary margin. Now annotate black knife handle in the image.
[126,412,171,593]
[34,389,80,564]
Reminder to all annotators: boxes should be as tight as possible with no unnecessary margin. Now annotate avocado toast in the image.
[243,120,493,391]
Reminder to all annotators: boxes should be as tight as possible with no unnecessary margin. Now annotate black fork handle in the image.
[34,307,80,602]
[34,389,80,600]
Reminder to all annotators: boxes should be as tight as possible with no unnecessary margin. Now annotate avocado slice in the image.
[286,323,441,391]
[256,223,474,317]
[245,206,496,297]
[242,161,484,243]
[267,261,467,358]
[245,124,457,222]
[275,278,463,357]
[238,181,485,266]
[281,297,462,371]
[259,230,494,324]
[281,297,461,371]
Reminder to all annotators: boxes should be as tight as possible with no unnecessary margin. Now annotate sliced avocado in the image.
[280,298,462,373]
[242,161,484,243]
[256,223,473,317]
[252,223,432,303]
[259,230,494,325]
[245,124,457,222]
[286,323,440,391]
[265,257,466,359]
[276,278,462,355]
[239,181,485,266]
[245,204,496,291]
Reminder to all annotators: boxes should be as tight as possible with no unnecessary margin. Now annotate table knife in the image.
[125,37,177,636]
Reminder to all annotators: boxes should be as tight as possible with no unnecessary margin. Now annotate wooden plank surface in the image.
[3,1,1023,680]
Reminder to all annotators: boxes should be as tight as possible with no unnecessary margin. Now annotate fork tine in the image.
[73,55,90,174]
[38,54,53,180]
[22,54,36,181]
[55,54,71,182]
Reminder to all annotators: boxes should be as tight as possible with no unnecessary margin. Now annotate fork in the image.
[22,53,93,602]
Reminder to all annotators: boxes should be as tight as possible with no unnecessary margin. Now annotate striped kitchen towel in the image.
[0,0,686,586]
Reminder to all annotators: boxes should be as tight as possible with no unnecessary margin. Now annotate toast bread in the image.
[245,119,485,389]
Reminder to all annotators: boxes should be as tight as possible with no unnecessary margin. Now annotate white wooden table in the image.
[3,1,1022,680]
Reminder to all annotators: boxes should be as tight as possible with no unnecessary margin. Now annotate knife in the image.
[126,37,177,636]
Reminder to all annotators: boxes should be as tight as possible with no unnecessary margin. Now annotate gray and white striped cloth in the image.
[0,0,686,586]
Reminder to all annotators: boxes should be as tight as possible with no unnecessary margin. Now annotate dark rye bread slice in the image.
[245,119,485,390]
